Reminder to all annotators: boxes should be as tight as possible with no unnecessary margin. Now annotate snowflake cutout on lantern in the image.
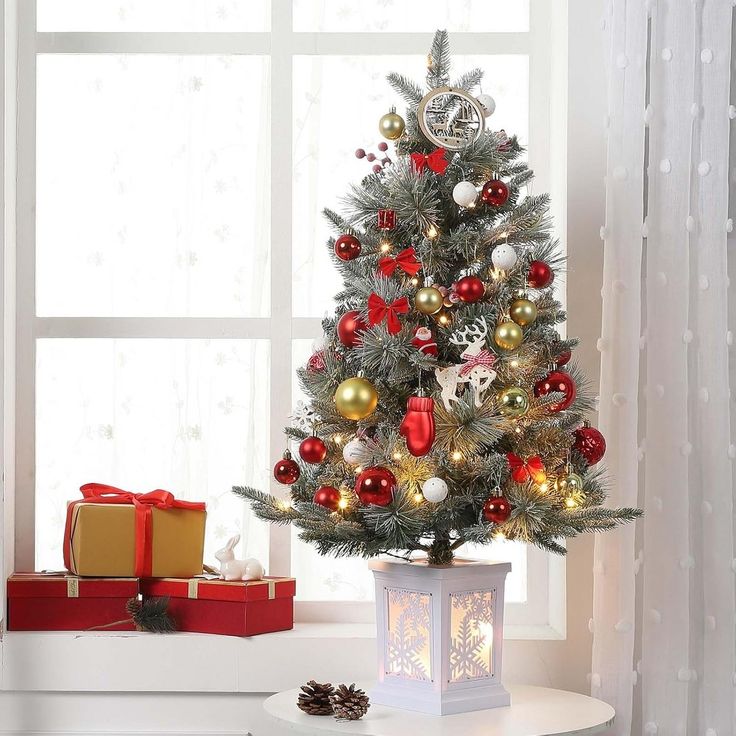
[449,590,495,682]
[291,401,320,431]
[385,588,432,682]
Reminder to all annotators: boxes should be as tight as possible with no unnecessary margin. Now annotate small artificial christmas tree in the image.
[235,31,640,566]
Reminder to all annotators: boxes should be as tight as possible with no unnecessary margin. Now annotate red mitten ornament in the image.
[399,396,435,457]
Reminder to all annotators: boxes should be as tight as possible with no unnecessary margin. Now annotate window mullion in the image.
[268,0,294,579]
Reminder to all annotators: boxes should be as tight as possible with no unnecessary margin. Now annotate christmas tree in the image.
[235,31,640,565]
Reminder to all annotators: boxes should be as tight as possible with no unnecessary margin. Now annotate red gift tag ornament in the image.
[377,209,396,230]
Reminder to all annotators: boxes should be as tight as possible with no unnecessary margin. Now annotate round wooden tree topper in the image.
[417,86,486,151]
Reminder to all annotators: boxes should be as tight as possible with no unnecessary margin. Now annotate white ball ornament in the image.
[421,476,449,503]
[342,438,367,465]
[476,94,496,117]
[452,181,478,208]
[491,243,518,271]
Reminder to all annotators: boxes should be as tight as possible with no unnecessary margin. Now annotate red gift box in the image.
[7,573,138,631]
[141,576,296,637]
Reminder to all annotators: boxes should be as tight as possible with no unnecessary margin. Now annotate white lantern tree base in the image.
[369,558,512,715]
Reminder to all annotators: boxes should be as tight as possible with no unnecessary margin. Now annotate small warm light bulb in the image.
[565,496,579,509]
[410,277,420,286]
[338,498,348,510]
[515,427,522,434]
[438,313,450,325]
[494,531,506,542]
[425,223,439,239]
[413,492,424,503]
[379,239,392,253]
[539,482,549,494]
[490,267,503,281]
[392,451,403,461]
[510,359,519,369]
[278,499,292,511]
[451,450,463,462]
[333,434,343,445]
[354,465,363,474]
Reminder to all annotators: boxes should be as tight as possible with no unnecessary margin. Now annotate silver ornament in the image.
[342,438,368,465]
[476,93,496,117]
[452,181,478,208]
[421,476,449,503]
[491,243,518,271]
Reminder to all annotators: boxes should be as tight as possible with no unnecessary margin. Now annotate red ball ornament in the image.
[528,260,554,289]
[313,485,341,511]
[411,326,438,356]
[556,349,572,367]
[335,234,362,261]
[273,453,300,484]
[307,351,326,372]
[337,310,368,348]
[299,436,328,464]
[355,466,396,506]
[455,275,486,303]
[534,370,577,412]
[483,495,512,524]
[574,425,607,465]
[481,179,509,207]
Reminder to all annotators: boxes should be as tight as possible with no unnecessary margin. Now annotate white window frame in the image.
[4,0,566,640]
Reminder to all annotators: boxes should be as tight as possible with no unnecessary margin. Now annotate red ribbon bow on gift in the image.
[367,293,410,335]
[63,483,206,578]
[410,147,449,175]
[506,454,547,485]
[378,247,422,278]
[459,349,497,377]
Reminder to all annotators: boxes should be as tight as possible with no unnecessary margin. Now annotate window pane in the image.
[37,55,270,317]
[291,339,374,601]
[36,338,270,573]
[293,0,528,32]
[37,0,270,31]
[292,55,528,317]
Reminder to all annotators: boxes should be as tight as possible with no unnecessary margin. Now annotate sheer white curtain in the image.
[592,1,734,734]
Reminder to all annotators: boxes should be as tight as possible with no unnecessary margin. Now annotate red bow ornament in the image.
[367,293,410,335]
[507,454,547,485]
[410,147,449,175]
[378,247,422,278]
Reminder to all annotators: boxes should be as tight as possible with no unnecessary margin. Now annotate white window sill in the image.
[0,621,563,694]
[0,624,377,693]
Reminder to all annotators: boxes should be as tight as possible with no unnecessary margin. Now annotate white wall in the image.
[0,0,608,732]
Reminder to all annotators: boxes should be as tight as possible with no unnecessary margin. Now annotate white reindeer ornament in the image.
[435,317,497,410]
[215,534,264,581]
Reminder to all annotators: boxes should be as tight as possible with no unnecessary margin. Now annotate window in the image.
[12,0,564,636]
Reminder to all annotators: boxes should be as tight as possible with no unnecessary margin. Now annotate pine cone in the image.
[297,680,335,716]
[330,683,370,721]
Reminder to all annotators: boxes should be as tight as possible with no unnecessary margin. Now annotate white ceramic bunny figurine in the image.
[215,534,264,581]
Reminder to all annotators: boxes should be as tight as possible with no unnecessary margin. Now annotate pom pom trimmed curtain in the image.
[593,1,734,734]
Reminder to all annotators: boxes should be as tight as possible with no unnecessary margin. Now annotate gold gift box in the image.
[66,502,206,578]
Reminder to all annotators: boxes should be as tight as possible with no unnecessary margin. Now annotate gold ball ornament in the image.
[498,386,530,417]
[557,473,583,501]
[415,286,444,315]
[378,107,406,141]
[334,376,378,421]
[509,298,538,327]
[494,321,523,351]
